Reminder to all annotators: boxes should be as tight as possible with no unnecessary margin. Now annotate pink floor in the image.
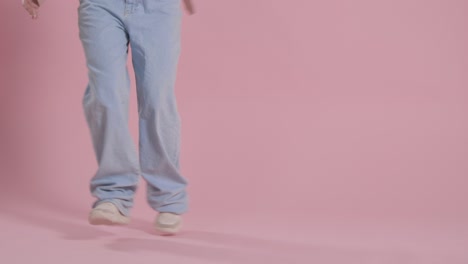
[1,198,467,264]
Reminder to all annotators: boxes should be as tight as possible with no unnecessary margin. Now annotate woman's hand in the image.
[183,0,195,15]
[22,0,46,20]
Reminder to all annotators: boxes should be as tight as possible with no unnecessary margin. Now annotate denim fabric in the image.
[77,0,188,216]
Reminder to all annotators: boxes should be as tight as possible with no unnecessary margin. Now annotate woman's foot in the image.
[88,202,130,225]
[154,212,182,235]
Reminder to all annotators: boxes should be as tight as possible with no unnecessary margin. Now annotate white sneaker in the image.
[88,202,130,225]
[155,212,182,235]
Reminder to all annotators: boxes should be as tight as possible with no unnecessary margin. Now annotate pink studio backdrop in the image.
[0,0,467,224]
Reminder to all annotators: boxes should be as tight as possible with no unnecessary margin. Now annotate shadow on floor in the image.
[2,200,114,240]
[0,196,413,263]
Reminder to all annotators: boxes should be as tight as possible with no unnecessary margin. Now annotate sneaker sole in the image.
[155,221,182,235]
[89,210,130,225]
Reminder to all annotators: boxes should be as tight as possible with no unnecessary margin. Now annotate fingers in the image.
[183,0,195,15]
[22,0,40,19]
[24,5,38,18]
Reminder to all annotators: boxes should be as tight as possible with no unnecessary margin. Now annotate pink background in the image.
[1,0,467,263]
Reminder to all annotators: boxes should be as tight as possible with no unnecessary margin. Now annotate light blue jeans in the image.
[77,0,188,216]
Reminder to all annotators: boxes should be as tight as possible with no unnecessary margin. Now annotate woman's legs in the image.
[78,0,189,217]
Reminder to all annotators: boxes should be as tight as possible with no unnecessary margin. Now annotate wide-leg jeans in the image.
[77,0,188,216]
